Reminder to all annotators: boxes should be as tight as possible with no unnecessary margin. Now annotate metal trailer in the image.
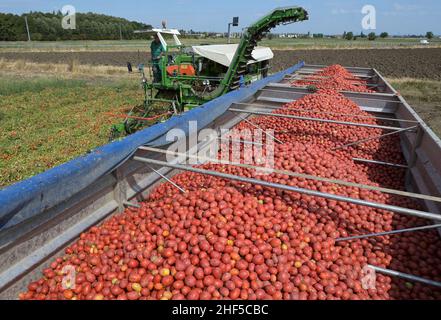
[1,63,441,299]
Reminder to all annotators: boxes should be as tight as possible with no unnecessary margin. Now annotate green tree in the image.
[426,31,434,39]
[345,32,354,40]
[368,32,376,41]
[380,32,388,38]
[0,11,151,41]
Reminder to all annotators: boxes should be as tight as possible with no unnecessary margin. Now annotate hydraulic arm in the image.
[202,6,308,99]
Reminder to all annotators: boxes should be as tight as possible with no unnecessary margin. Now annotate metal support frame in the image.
[210,135,410,170]
[287,72,374,80]
[261,86,402,104]
[336,223,441,242]
[234,102,418,124]
[219,137,264,146]
[133,157,441,222]
[147,165,187,193]
[352,158,408,169]
[369,265,441,289]
[229,108,411,132]
[333,126,417,150]
[291,78,380,88]
[138,146,441,204]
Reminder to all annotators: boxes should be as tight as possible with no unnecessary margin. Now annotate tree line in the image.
[342,31,435,41]
[0,11,152,41]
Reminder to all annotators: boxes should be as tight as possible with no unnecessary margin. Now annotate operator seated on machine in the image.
[151,34,165,83]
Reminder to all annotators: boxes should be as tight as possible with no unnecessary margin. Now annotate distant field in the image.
[2,48,440,80]
[271,48,441,80]
[0,37,440,51]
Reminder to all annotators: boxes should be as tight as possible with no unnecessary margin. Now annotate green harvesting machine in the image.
[110,6,308,139]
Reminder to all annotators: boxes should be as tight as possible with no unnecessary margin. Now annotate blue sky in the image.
[0,0,440,35]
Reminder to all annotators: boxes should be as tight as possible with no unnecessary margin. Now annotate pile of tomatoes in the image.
[236,88,406,190]
[20,66,441,300]
[291,65,375,93]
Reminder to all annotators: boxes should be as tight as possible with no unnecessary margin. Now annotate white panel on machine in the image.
[192,44,274,67]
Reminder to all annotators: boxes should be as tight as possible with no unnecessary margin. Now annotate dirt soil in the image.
[272,48,441,80]
[1,48,441,80]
